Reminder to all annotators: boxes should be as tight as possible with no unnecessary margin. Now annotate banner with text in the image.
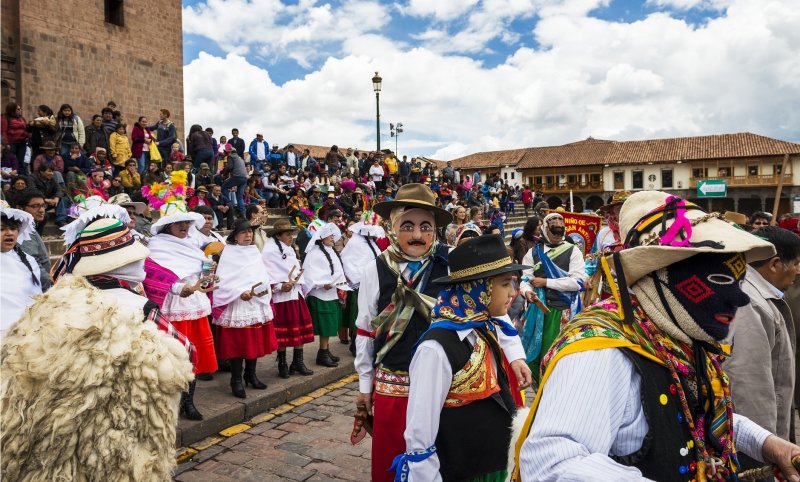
[562,211,603,257]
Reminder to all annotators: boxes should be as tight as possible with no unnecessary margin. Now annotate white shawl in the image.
[341,233,380,288]
[1,250,42,337]
[302,243,348,298]
[147,233,208,280]
[213,244,271,307]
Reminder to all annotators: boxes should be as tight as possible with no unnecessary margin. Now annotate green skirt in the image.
[528,307,564,378]
[468,469,508,482]
[342,289,359,330]
[306,296,342,337]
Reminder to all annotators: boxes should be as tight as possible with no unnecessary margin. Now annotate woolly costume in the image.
[513,192,785,482]
[0,206,41,337]
[302,222,348,339]
[393,235,525,482]
[519,212,585,375]
[0,275,194,481]
[261,224,315,349]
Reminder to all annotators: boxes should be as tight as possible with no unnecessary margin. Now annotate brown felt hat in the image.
[267,218,298,237]
[372,183,452,226]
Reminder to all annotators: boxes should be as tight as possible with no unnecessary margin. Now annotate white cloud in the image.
[184,0,800,160]
[402,0,480,21]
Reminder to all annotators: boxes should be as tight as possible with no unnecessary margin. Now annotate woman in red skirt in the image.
[213,219,277,398]
[143,200,218,420]
[261,219,314,378]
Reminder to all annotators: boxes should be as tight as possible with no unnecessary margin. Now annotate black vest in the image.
[531,244,574,310]
[372,244,450,372]
[612,350,734,481]
[422,327,516,482]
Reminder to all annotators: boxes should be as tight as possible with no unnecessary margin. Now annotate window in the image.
[692,167,708,179]
[105,0,124,26]
[503,172,508,180]
[748,165,759,176]
[510,172,515,180]
[590,173,601,186]
[775,164,783,175]
[567,174,577,186]
[613,171,624,190]
[718,167,731,177]
[661,169,673,188]
[544,175,554,187]
[632,170,644,190]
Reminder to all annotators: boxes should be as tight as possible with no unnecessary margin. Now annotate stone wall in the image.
[2,0,184,138]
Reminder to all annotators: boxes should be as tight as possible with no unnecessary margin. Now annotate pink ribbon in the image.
[659,196,693,247]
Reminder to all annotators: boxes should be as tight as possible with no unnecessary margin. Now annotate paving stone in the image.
[191,444,225,464]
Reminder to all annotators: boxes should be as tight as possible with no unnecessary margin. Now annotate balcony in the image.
[534,180,604,194]
[689,173,793,188]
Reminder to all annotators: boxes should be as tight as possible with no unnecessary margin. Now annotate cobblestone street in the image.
[173,376,371,481]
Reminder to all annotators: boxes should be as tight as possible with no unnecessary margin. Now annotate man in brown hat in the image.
[354,183,531,482]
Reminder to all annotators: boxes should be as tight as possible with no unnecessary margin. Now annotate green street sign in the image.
[697,179,727,198]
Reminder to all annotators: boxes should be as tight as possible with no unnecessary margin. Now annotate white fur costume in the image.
[1,275,194,481]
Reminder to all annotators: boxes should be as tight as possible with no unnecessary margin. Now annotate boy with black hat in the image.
[393,235,528,481]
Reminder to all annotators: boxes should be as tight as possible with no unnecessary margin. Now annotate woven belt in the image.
[374,366,410,398]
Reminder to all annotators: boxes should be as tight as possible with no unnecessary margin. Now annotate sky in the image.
[182,0,800,160]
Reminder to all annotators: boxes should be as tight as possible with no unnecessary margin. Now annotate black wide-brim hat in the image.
[227,219,255,243]
[373,183,452,226]
[434,234,530,284]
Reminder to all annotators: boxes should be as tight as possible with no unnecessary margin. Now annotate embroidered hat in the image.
[348,210,385,238]
[433,234,529,284]
[62,202,131,246]
[617,191,775,285]
[267,218,299,237]
[149,201,205,235]
[373,183,452,227]
[54,217,149,279]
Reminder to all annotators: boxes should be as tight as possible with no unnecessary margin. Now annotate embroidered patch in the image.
[723,253,746,279]
[675,275,714,303]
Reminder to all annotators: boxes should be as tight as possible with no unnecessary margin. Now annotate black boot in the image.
[230,358,246,399]
[316,348,339,367]
[244,359,267,389]
[277,350,290,379]
[180,381,203,420]
[290,348,314,376]
[328,349,341,363]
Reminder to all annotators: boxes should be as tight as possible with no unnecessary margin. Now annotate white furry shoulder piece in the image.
[1,275,194,481]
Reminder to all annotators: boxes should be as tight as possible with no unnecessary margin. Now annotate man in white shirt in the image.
[285,144,297,169]
[514,191,800,482]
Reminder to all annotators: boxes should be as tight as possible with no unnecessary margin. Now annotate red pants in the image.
[371,393,409,482]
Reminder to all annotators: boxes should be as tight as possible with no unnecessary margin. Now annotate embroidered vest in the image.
[422,327,516,481]
[531,244,574,310]
[372,244,449,373]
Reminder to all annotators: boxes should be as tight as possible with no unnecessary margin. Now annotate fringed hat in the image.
[52,217,149,281]
[149,201,205,236]
[617,191,775,285]
[348,210,385,238]
[62,203,131,246]
[68,195,108,219]
[0,201,36,243]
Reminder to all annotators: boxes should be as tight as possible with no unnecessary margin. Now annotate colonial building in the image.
[1,0,185,137]
[451,133,800,216]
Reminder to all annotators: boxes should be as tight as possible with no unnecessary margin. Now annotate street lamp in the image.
[390,122,403,157]
[372,71,382,152]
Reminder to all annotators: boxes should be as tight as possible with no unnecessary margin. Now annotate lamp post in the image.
[372,71,382,152]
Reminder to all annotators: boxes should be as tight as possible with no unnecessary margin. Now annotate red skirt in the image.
[214,323,278,360]
[171,317,218,374]
[271,298,315,349]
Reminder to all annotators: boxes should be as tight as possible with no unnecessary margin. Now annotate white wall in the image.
[602,163,689,191]
[500,166,521,186]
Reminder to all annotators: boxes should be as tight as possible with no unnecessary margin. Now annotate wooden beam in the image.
[770,153,790,223]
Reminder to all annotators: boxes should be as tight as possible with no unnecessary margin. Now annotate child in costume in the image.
[261,219,315,378]
[213,219,276,399]
[394,234,529,482]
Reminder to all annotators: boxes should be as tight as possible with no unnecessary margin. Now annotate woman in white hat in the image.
[302,221,348,367]
[1,204,42,337]
[143,200,217,420]
[261,219,315,378]
[212,219,276,399]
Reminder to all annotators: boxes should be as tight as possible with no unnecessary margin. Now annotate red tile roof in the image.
[451,133,800,170]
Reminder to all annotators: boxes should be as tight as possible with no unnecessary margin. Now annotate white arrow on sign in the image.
[699,182,726,195]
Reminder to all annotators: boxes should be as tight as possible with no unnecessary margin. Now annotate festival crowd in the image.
[1,99,800,482]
